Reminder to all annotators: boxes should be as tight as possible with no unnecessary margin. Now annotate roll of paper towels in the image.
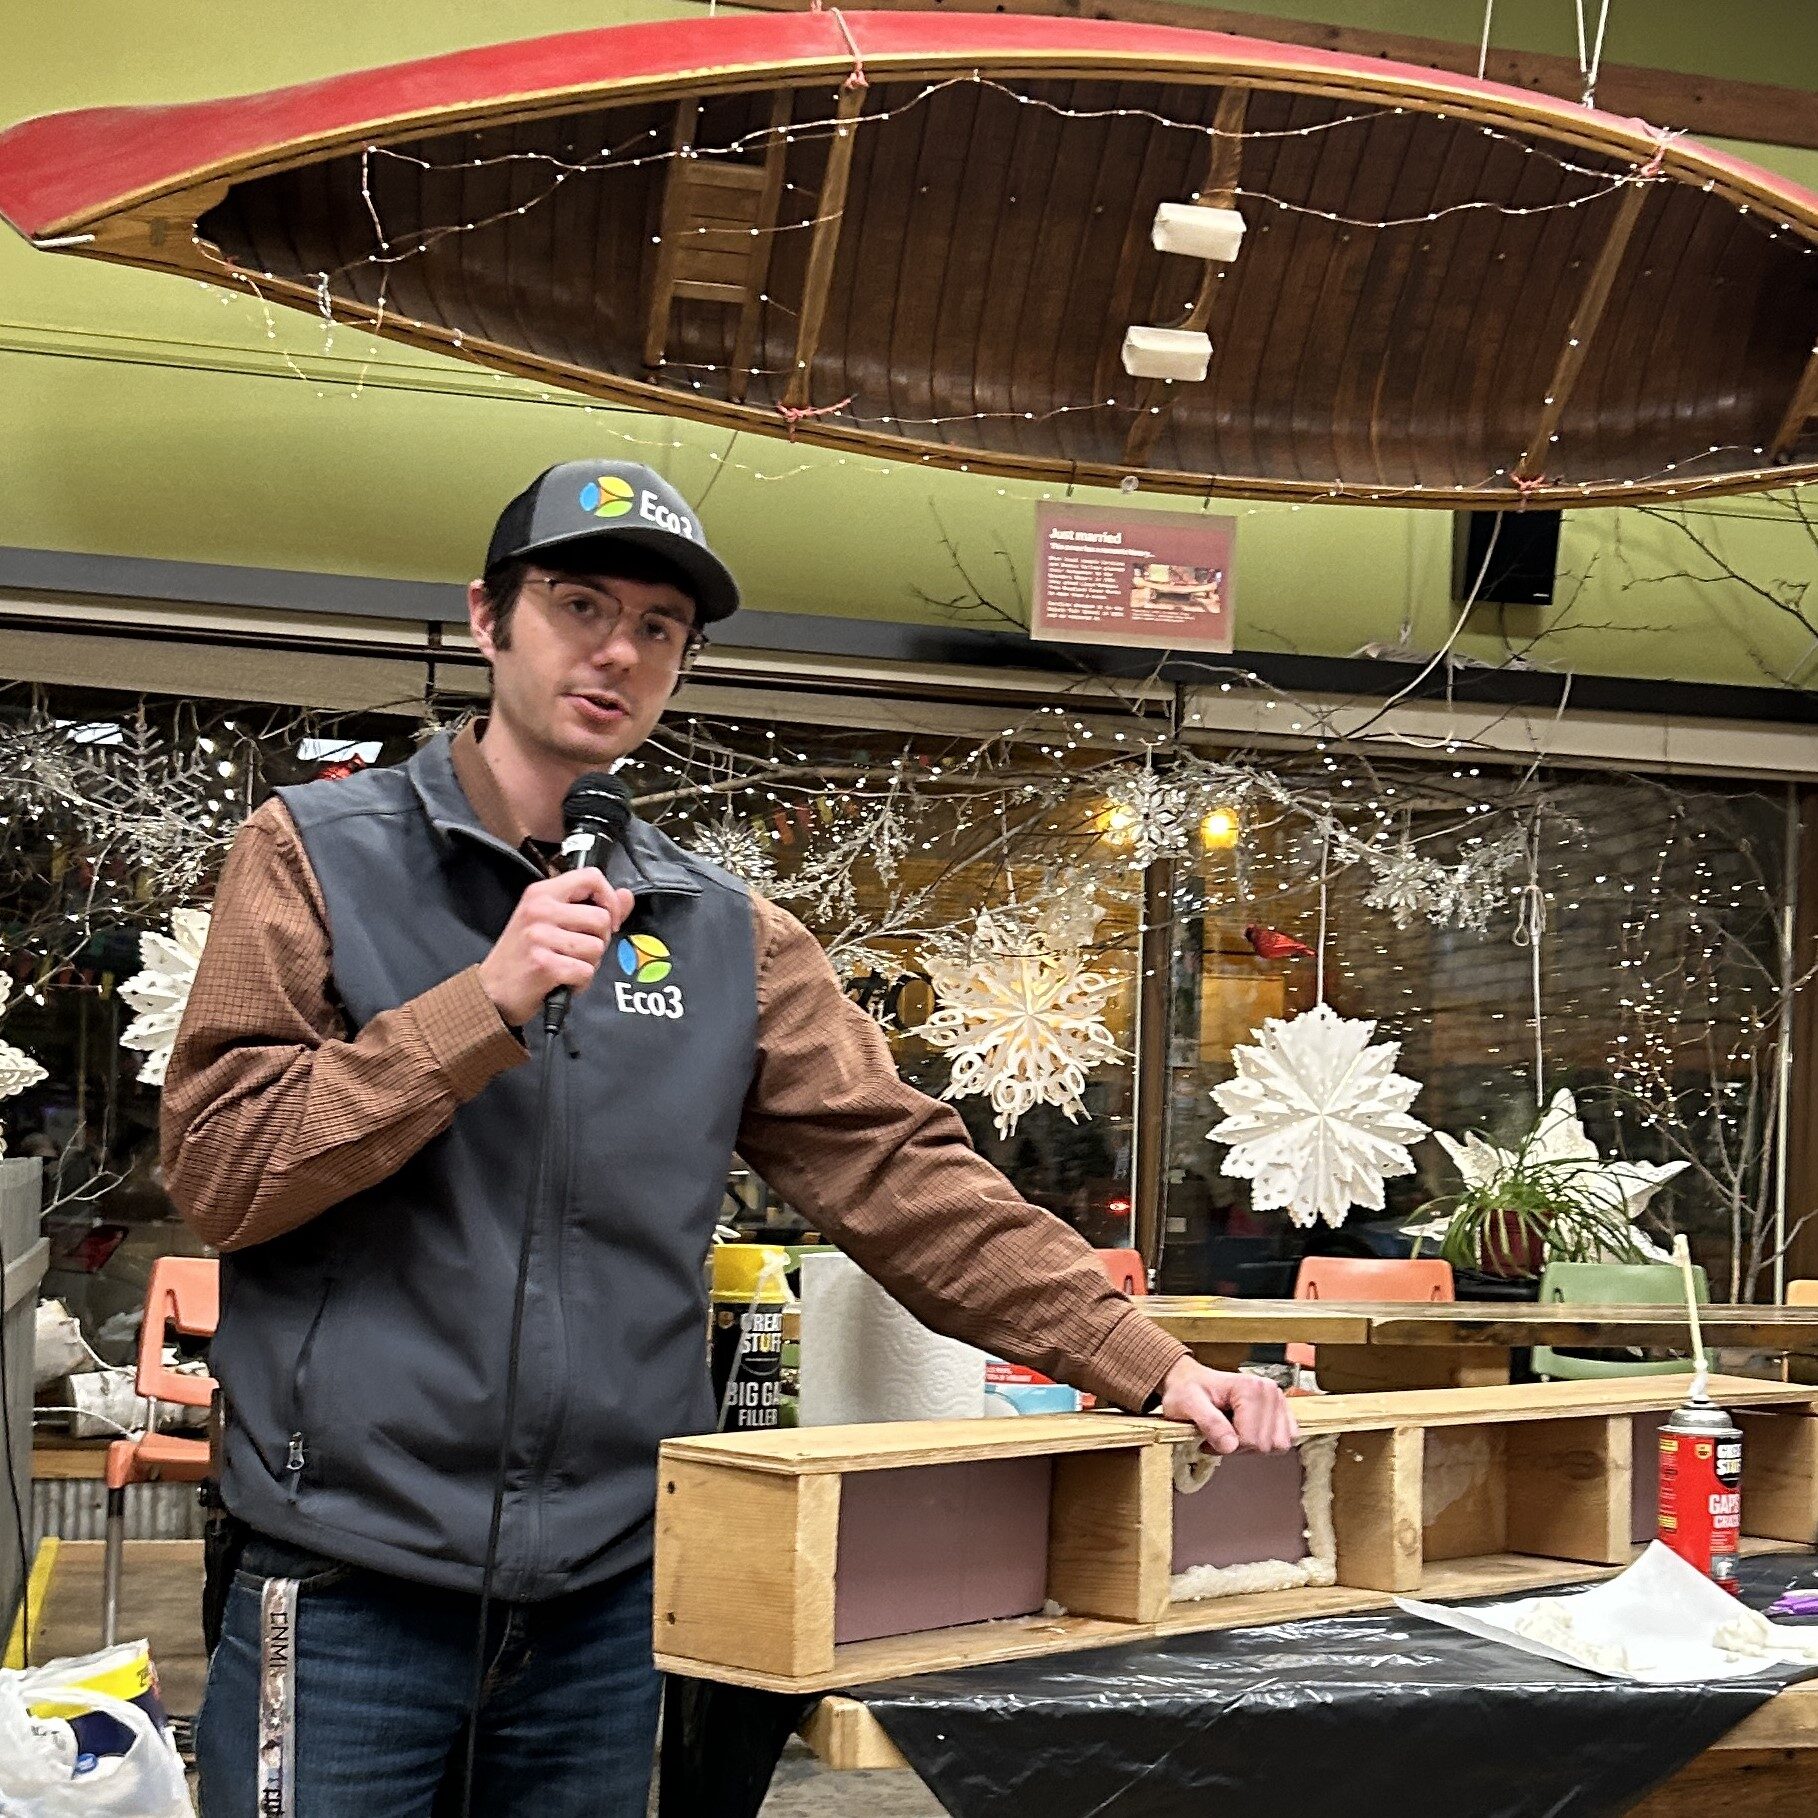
[798,1252,987,1425]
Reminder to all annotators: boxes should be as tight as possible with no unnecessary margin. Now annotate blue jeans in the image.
[196,1533,662,1818]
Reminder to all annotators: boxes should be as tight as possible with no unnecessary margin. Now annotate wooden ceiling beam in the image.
[1123,84,1247,469]
[1513,180,1651,484]
[782,83,866,412]
[1769,341,1818,462]
[687,0,1818,155]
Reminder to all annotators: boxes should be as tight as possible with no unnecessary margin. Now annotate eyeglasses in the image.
[524,576,706,667]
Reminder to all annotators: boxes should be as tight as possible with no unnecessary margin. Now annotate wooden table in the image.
[803,1649,1818,1818]
[1145,1298,1818,1393]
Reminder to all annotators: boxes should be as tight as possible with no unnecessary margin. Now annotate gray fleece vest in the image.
[210,733,756,1599]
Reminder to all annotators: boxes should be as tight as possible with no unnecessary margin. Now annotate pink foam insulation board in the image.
[1632,1411,1668,1545]
[1171,1448,1308,1573]
[833,1456,1054,1646]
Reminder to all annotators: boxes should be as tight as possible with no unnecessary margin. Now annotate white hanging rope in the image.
[1315,821,1331,1004]
[1513,823,1547,1109]
[1576,0,1614,107]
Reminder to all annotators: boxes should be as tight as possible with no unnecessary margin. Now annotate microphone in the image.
[542,770,634,1036]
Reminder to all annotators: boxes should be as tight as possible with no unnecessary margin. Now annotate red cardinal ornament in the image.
[1244,923,1315,960]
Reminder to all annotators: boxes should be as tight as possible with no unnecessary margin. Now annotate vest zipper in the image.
[286,1282,334,1500]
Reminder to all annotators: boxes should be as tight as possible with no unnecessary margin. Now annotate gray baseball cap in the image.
[484,461,740,624]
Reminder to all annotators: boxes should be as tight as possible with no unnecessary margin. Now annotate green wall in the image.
[4,2,1816,692]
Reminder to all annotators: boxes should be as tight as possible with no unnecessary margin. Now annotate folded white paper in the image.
[1396,1542,1818,1684]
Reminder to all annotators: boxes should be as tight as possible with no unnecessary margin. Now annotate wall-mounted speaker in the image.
[1452,509,1561,606]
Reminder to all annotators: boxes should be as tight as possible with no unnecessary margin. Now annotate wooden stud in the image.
[1047,1443,1171,1623]
[1331,1426,1423,1593]
[653,1459,838,1682]
[1738,1409,1818,1545]
[1506,1415,1632,1567]
[782,83,866,411]
[1513,180,1651,482]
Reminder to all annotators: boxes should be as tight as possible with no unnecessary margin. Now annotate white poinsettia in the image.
[922,909,1120,1139]
[0,975,50,1156]
[119,908,211,1087]
[1210,1002,1429,1229]
[1409,1089,1686,1259]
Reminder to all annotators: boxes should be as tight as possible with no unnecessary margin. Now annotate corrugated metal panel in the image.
[30,1479,206,1546]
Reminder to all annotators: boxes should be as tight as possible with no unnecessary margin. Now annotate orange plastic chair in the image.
[102,1257,219,1643]
[1287,1255,1455,1374]
[1096,1249,1147,1297]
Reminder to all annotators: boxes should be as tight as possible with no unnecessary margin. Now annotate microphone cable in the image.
[457,771,631,1818]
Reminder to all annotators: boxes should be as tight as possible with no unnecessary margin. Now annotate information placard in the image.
[1032,502,1235,651]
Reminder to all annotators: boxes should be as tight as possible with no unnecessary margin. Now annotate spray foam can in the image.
[1658,1393,1743,1594]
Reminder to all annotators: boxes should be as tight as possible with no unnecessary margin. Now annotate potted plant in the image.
[1409,1091,1686,1283]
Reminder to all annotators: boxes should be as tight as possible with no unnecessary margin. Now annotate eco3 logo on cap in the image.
[579,474,635,518]
[614,933,684,1020]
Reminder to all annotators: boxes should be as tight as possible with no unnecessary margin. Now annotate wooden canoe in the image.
[2,12,1814,507]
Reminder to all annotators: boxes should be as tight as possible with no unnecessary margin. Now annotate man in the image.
[164,461,1296,1817]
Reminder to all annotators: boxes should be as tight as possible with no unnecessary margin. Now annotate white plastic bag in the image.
[0,1667,192,1817]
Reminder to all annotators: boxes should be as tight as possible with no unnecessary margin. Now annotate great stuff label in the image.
[711,1301,784,1429]
[1658,1400,1743,1594]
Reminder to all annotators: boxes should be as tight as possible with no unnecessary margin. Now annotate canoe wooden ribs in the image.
[654,1375,1818,1692]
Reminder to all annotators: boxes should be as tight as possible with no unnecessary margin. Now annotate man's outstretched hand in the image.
[1157,1356,1299,1455]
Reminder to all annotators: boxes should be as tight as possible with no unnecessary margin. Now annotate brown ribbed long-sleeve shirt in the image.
[160,724,1187,1412]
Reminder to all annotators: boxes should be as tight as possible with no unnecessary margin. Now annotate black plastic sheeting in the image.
[857,1552,1818,1818]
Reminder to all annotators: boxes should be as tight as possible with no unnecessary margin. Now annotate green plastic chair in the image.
[1531,1260,1710,1381]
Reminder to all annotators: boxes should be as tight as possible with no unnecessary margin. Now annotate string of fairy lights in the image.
[163,54,1818,508]
[0,667,1797,1293]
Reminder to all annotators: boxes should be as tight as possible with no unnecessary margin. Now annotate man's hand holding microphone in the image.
[476,868,634,1030]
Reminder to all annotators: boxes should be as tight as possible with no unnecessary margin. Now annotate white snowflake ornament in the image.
[0,975,49,1156]
[922,910,1120,1139]
[1363,839,1441,929]
[687,812,778,891]
[1210,1003,1429,1228]
[1102,767,1192,868]
[119,908,211,1087]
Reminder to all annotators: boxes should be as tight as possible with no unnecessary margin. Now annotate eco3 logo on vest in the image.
[579,474,635,518]
[614,933,685,1019]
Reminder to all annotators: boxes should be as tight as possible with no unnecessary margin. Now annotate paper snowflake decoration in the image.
[1210,1002,1430,1228]
[1103,767,1192,868]
[1405,1089,1687,1260]
[922,910,1120,1139]
[119,908,211,1087]
[0,976,49,1157]
[1360,829,1523,934]
[1363,839,1444,929]
[686,812,778,890]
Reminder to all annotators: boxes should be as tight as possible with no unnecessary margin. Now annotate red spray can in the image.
[1657,1392,1743,1594]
